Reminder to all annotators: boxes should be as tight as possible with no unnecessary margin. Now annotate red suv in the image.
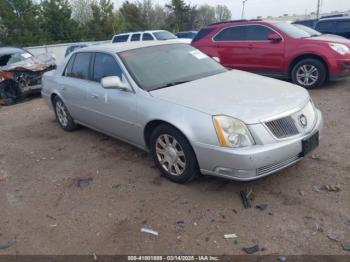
[191,20,350,88]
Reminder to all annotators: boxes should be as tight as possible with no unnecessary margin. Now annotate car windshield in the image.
[294,24,322,37]
[153,31,177,40]
[274,22,314,39]
[0,51,33,67]
[119,44,227,91]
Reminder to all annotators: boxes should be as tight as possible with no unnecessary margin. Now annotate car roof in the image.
[77,40,184,54]
[113,30,168,37]
[0,47,26,55]
[318,16,350,22]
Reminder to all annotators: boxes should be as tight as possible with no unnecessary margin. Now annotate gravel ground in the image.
[0,79,349,255]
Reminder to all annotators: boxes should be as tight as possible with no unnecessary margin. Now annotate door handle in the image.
[90,93,99,99]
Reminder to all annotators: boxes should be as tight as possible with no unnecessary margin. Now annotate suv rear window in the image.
[112,35,129,43]
[192,28,214,42]
[131,34,141,41]
[142,33,154,41]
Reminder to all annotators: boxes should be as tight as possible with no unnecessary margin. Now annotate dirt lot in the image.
[0,79,350,256]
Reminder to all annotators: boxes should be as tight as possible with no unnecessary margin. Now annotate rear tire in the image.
[291,58,327,89]
[53,96,78,131]
[150,124,200,184]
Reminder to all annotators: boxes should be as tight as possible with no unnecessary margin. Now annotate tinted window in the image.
[112,35,129,43]
[214,26,247,41]
[70,52,92,80]
[246,25,276,40]
[131,34,141,41]
[192,28,214,42]
[336,21,350,33]
[316,21,334,33]
[92,53,122,82]
[64,54,76,76]
[142,33,154,41]
[153,31,177,40]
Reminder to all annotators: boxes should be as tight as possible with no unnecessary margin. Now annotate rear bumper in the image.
[194,109,323,181]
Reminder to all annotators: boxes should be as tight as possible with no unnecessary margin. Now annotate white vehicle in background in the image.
[111,30,191,44]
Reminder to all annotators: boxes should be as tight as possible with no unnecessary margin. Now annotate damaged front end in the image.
[0,53,56,105]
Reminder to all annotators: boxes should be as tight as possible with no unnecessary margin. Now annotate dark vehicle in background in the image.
[65,43,89,57]
[0,47,56,105]
[175,31,198,40]
[293,24,346,39]
[192,20,350,89]
[293,19,319,28]
[315,17,350,39]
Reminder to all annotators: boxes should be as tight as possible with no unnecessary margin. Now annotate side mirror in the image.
[101,76,130,91]
[268,33,282,43]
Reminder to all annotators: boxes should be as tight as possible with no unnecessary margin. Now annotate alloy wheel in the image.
[296,64,319,87]
[155,134,186,176]
[55,101,68,127]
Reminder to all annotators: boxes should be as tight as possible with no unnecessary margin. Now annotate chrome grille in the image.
[265,116,299,139]
[257,155,300,176]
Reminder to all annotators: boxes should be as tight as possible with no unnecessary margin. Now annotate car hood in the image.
[306,35,350,46]
[150,70,310,124]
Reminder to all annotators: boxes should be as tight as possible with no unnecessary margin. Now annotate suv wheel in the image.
[53,96,78,131]
[291,58,327,89]
[150,124,200,184]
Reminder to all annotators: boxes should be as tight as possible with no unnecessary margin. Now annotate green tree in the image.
[215,5,232,22]
[119,1,146,32]
[87,0,115,40]
[40,0,82,43]
[165,0,192,32]
[0,0,46,46]
[197,4,216,28]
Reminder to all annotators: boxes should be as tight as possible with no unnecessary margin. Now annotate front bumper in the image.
[194,109,323,181]
[329,59,350,81]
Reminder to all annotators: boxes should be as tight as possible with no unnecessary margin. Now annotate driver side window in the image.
[92,53,123,83]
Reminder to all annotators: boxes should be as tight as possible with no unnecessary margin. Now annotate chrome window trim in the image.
[211,24,285,43]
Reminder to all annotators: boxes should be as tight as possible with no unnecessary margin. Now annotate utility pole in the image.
[241,0,248,19]
[316,0,321,19]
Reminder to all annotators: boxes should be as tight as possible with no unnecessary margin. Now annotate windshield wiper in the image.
[151,80,190,91]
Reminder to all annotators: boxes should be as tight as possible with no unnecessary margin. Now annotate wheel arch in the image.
[288,54,329,80]
[143,119,194,151]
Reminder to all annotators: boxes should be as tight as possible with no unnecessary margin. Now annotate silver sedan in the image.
[42,41,323,183]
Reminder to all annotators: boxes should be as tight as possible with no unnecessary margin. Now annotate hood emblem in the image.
[299,114,308,128]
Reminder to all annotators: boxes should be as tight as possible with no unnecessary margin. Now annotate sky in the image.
[114,0,350,19]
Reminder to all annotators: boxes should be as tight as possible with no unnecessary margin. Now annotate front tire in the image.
[53,96,78,131]
[150,124,200,184]
[291,58,327,89]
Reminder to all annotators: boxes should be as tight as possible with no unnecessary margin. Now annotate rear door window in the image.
[112,34,129,43]
[214,26,247,41]
[92,53,122,82]
[131,34,141,41]
[142,33,154,41]
[70,52,92,80]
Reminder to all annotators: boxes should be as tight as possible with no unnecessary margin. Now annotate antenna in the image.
[316,0,322,19]
[241,0,248,19]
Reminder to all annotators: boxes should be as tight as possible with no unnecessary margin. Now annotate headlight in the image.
[329,43,350,55]
[213,115,255,148]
